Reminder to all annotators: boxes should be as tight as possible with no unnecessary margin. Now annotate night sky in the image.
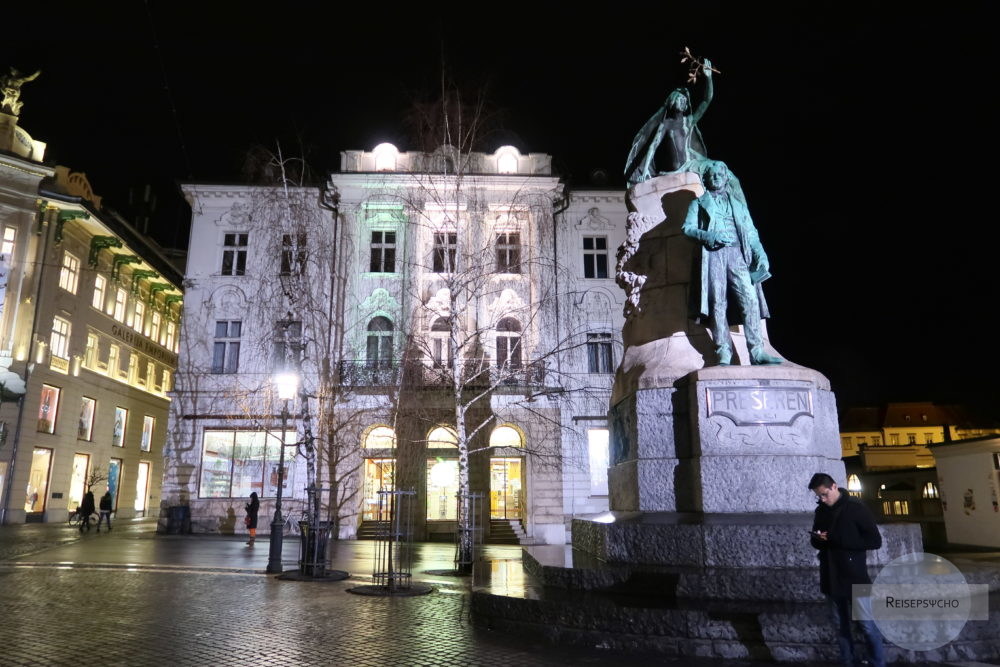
[3,3,996,412]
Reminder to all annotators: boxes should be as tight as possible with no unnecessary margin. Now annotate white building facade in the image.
[166,144,625,544]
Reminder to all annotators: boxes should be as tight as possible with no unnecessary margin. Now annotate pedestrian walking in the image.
[809,472,886,667]
[245,492,259,546]
[97,488,113,531]
[78,489,96,533]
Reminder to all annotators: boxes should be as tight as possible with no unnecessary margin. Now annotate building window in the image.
[37,385,60,433]
[369,231,396,273]
[84,334,99,368]
[92,275,106,310]
[907,433,917,445]
[432,232,457,273]
[426,458,459,520]
[280,233,307,276]
[212,320,241,374]
[131,300,145,332]
[78,397,96,440]
[872,436,882,446]
[165,321,176,351]
[583,236,608,279]
[221,233,248,276]
[430,317,453,369]
[127,352,139,385]
[924,433,934,444]
[108,344,120,376]
[112,288,127,322]
[587,333,614,373]
[58,252,80,294]
[495,318,522,369]
[588,428,610,496]
[141,415,155,452]
[145,361,155,387]
[842,436,852,447]
[372,142,398,171]
[922,482,939,499]
[272,320,302,370]
[363,426,396,449]
[162,369,172,392]
[149,311,161,342]
[428,426,459,449]
[366,317,393,368]
[198,429,295,498]
[889,434,899,445]
[24,448,52,513]
[495,232,521,273]
[847,474,863,497]
[50,317,71,360]
[882,500,910,516]
[1,225,15,256]
[112,407,128,447]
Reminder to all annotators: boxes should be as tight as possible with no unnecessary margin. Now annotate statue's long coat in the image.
[682,190,771,324]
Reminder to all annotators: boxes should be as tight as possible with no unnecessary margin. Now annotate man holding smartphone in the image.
[809,472,886,667]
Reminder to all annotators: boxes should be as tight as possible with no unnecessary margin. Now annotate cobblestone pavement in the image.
[1,521,998,667]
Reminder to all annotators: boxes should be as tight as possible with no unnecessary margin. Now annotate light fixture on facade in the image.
[274,372,298,401]
[495,146,520,174]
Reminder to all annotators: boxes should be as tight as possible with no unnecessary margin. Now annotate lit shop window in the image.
[199,430,296,498]
[37,385,60,433]
[78,397,96,441]
[363,425,396,449]
[141,415,155,452]
[112,407,128,447]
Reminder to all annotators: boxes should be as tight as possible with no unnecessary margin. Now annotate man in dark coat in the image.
[78,490,96,533]
[97,489,113,532]
[809,472,886,667]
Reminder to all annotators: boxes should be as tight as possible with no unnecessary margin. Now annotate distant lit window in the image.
[113,288,127,322]
[587,428,610,496]
[112,407,128,447]
[58,252,80,294]
[428,426,458,449]
[1,226,15,256]
[165,321,176,351]
[889,434,899,445]
[907,433,917,445]
[872,436,882,446]
[490,426,522,449]
[221,233,248,276]
[883,500,910,516]
[92,275,107,311]
[37,384,60,433]
[922,482,939,499]
[372,143,398,171]
[842,437,851,447]
[369,231,396,273]
[583,236,608,279]
[141,415,155,452]
[496,146,520,174]
[432,232,457,273]
[78,396,96,441]
[131,300,145,332]
[84,334,99,368]
[149,312,161,343]
[363,426,396,449]
[495,232,521,273]
[162,369,172,392]
[108,344,120,376]
[924,433,934,444]
[847,474,862,497]
[50,317,71,360]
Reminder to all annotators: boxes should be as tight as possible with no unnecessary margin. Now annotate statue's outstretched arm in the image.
[691,60,714,125]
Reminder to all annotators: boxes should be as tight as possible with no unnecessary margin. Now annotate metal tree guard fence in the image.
[372,488,415,591]
[348,487,432,596]
[454,492,484,573]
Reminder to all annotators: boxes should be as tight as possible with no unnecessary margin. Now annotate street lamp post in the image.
[267,372,298,575]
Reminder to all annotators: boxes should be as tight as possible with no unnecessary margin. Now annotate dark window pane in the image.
[224,234,235,245]
[583,237,594,250]
[229,321,241,337]
[595,238,607,250]
[215,321,228,338]
[595,255,608,279]
[222,250,233,275]
[385,232,395,244]
[583,255,595,279]
[384,248,395,273]
[369,249,381,273]
[372,231,381,243]
[212,343,226,373]
[226,343,240,373]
